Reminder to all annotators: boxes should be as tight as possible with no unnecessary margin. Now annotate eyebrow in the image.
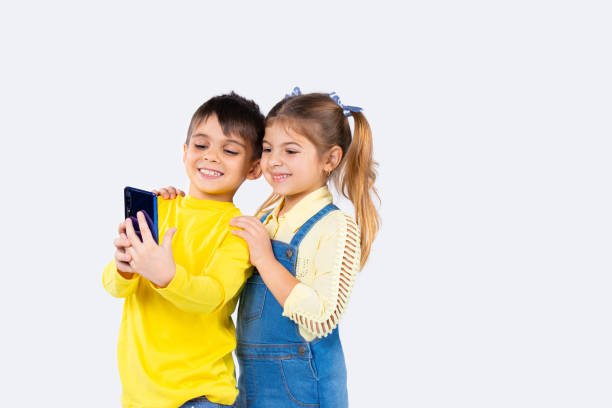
[192,133,246,148]
[263,140,302,148]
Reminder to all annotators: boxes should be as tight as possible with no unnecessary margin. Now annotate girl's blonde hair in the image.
[257,93,380,269]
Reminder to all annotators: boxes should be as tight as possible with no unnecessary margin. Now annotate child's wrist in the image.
[157,265,176,288]
[254,254,276,272]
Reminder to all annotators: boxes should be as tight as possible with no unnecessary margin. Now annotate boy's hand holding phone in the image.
[124,211,178,288]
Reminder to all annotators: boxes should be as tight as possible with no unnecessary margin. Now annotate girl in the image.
[156,88,379,407]
[229,88,380,408]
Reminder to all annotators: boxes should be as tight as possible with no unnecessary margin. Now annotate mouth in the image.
[270,173,291,183]
[198,168,224,179]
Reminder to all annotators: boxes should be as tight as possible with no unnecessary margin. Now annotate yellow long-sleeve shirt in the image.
[103,196,252,408]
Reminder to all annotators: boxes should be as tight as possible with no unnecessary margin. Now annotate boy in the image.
[103,93,264,408]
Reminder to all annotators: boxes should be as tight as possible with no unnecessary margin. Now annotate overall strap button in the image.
[286,249,293,258]
[298,345,306,355]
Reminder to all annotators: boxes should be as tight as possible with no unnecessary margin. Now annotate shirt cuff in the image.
[153,263,188,293]
[282,283,315,318]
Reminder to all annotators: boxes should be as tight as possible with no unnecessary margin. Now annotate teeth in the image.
[273,174,290,181]
[200,169,222,176]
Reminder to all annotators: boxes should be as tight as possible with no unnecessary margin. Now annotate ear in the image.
[246,159,262,180]
[182,143,188,163]
[324,146,343,173]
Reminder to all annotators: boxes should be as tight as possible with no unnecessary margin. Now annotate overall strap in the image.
[290,203,339,248]
[259,211,273,223]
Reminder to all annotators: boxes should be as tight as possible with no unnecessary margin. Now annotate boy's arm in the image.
[153,231,252,314]
[102,259,140,298]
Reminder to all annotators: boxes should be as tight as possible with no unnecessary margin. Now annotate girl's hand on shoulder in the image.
[152,186,185,200]
[230,216,274,269]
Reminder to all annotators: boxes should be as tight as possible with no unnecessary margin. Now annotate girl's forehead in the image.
[264,122,304,142]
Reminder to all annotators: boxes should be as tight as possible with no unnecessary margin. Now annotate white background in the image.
[1,1,610,407]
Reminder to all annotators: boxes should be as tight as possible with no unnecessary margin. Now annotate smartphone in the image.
[124,186,158,243]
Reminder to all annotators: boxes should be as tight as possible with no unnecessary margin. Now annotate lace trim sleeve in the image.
[283,212,361,338]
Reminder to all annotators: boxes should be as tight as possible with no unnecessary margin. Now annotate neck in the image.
[188,185,235,203]
[279,183,326,216]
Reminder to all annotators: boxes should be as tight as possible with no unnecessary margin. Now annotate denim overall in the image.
[236,204,348,408]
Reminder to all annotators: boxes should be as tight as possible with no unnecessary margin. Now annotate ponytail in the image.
[333,111,380,269]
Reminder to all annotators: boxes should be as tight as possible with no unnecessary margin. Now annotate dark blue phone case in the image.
[124,187,158,243]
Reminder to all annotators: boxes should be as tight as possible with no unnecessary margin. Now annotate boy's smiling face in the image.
[183,113,260,202]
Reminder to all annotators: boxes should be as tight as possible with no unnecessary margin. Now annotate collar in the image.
[181,195,236,212]
[264,186,333,233]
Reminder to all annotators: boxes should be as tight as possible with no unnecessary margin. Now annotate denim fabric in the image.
[236,204,348,408]
[179,395,241,408]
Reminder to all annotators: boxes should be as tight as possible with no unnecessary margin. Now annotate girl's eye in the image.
[224,149,239,155]
[286,150,298,154]
[195,144,207,149]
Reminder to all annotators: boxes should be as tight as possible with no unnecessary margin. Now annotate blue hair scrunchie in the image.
[329,91,363,117]
[284,87,363,118]
[285,86,302,98]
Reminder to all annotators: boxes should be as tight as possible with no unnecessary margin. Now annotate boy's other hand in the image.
[152,186,185,200]
[114,221,135,278]
[124,212,178,288]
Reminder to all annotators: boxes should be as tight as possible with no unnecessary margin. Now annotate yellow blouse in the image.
[262,186,361,342]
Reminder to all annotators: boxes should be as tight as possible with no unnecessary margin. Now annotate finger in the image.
[115,249,132,263]
[161,227,177,250]
[136,211,155,244]
[126,246,138,264]
[120,233,132,247]
[156,188,170,199]
[230,229,249,241]
[124,218,144,249]
[231,215,262,225]
[166,186,177,199]
[228,218,253,232]
[113,236,131,249]
[152,189,159,196]
[118,221,127,235]
[177,189,185,197]
[116,261,134,273]
[230,217,264,232]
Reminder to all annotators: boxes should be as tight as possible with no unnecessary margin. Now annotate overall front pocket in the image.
[239,276,267,322]
[280,358,319,406]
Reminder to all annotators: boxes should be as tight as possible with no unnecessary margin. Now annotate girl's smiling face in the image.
[261,122,331,211]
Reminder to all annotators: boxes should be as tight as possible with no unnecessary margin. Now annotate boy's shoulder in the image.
[156,196,242,218]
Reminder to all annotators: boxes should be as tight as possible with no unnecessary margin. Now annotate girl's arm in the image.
[234,212,361,340]
[230,216,299,307]
[281,213,360,339]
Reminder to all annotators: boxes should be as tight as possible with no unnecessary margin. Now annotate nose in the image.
[268,150,282,167]
[203,146,220,163]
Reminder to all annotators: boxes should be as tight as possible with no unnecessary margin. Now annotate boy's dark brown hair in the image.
[186,92,265,159]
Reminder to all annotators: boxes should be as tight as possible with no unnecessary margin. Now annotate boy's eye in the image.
[224,149,239,155]
[262,147,271,153]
